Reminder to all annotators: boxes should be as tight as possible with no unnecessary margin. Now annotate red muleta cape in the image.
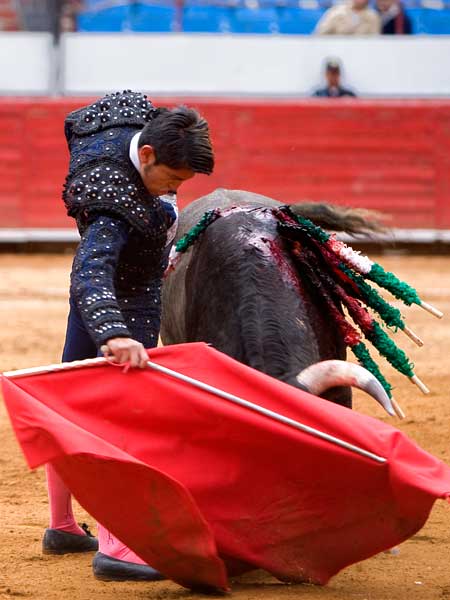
[2,342,450,591]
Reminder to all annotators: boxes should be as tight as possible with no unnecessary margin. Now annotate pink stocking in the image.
[45,463,86,536]
[97,524,146,564]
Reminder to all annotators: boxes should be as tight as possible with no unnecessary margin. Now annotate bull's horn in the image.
[296,360,395,417]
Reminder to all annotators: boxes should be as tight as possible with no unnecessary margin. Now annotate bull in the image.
[161,188,392,412]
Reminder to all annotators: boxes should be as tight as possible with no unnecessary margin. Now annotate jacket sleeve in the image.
[70,214,133,347]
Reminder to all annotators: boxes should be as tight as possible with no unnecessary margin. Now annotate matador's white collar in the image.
[129,131,141,172]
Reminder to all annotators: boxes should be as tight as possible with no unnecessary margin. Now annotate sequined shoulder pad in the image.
[64,161,168,239]
[65,90,159,138]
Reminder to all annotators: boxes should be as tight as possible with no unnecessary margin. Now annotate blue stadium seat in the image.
[277,7,324,33]
[400,0,420,8]
[407,7,450,33]
[419,8,450,33]
[82,0,108,9]
[407,7,425,32]
[130,3,176,31]
[76,5,130,32]
[258,0,299,7]
[183,0,236,5]
[229,7,279,32]
[182,6,232,32]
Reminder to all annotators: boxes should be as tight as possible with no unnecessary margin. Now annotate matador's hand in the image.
[101,337,148,369]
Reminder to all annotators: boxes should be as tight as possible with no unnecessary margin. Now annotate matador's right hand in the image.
[101,337,149,369]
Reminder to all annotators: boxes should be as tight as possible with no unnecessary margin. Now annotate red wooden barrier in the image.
[1,97,449,231]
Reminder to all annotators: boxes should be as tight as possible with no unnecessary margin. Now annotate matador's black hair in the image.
[139,106,214,175]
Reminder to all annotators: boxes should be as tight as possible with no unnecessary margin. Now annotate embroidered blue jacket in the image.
[63,90,173,348]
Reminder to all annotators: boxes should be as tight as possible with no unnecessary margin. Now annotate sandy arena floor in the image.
[0,252,449,600]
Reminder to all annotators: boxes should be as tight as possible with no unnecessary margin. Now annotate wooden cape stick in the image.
[3,357,387,465]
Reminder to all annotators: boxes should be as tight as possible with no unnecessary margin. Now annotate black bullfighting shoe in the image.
[92,552,166,582]
[42,523,99,555]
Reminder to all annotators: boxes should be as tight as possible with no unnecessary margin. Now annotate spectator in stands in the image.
[376,0,412,34]
[313,58,357,98]
[315,0,381,34]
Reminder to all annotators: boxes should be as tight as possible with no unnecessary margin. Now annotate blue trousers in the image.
[62,298,99,362]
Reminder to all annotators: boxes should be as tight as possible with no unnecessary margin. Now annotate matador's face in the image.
[138,145,195,197]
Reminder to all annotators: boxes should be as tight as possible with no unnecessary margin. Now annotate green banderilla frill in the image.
[367,263,422,307]
[284,207,423,308]
[175,209,221,253]
[351,342,393,398]
[340,264,405,331]
[286,213,331,245]
[365,321,414,379]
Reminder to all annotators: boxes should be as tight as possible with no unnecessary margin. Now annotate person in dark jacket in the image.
[376,0,412,34]
[313,58,357,98]
[42,90,214,582]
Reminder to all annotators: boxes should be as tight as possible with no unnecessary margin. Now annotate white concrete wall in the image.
[62,33,450,97]
[0,33,54,94]
[0,32,449,96]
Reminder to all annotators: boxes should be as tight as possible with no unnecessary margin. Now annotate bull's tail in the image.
[288,202,386,236]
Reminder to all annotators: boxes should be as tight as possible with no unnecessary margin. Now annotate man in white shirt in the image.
[315,0,381,35]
